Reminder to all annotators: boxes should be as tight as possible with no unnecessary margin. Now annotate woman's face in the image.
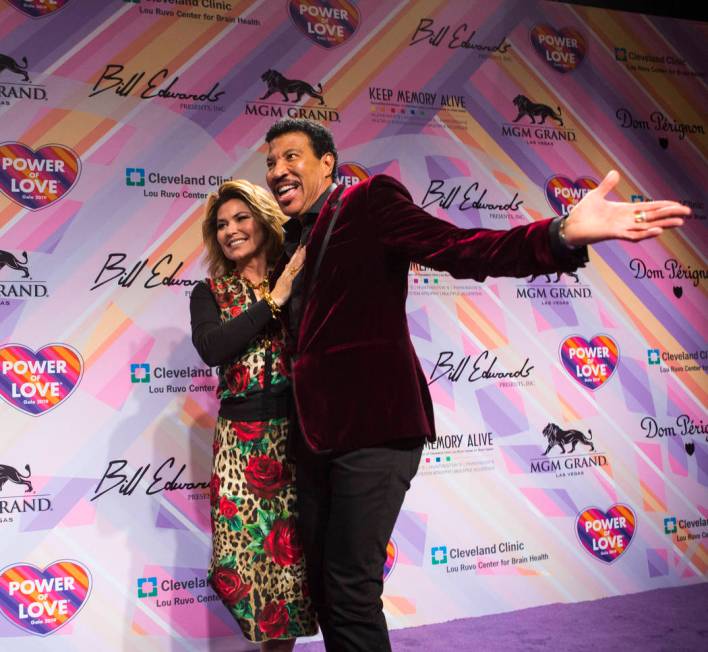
[215,198,266,266]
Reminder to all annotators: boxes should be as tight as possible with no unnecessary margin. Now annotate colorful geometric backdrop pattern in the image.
[0,0,705,649]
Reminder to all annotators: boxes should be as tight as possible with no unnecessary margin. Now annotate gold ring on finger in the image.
[634,210,646,223]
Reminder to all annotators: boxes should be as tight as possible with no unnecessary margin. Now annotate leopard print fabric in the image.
[205,275,316,642]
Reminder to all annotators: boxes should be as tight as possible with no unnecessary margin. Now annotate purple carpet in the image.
[296,583,707,650]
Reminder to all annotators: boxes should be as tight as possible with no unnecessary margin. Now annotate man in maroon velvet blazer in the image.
[263,118,688,651]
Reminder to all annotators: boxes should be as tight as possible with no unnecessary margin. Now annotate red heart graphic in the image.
[545,176,598,217]
[4,0,71,19]
[0,560,92,636]
[531,25,586,73]
[576,505,636,563]
[0,142,81,211]
[0,343,84,416]
[288,0,360,48]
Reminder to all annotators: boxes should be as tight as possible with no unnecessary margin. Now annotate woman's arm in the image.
[189,282,273,367]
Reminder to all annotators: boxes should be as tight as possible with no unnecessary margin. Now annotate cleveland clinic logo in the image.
[137,577,158,598]
[431,546,448,565]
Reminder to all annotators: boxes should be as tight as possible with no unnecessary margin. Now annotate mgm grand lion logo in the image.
[541,423,594,456]
[0,250,30,278]
[512,94,563,126]
[0,464,33,493]
[260,69,325,105]
[0,53,30,82]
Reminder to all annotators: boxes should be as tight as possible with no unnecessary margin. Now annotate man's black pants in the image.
[295,437,424,651]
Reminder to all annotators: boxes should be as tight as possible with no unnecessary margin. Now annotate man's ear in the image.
[322,152,335,178]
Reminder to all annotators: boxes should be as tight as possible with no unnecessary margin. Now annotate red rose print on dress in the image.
[225,364,250,395]
[244,455,292,499]
[233,421,265,442]
[210,566,252,606]
[263,517,303,567]
[257,600,290,638]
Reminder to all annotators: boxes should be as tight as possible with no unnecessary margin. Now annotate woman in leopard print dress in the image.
[190,180,316,650]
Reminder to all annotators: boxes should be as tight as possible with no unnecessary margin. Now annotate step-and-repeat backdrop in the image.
[0,0,706,649]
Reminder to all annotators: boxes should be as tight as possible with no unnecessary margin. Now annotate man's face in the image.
[266,131,334,217]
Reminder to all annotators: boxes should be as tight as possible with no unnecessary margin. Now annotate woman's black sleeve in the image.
[189,281,273,367]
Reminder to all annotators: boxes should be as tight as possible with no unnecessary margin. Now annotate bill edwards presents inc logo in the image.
[559,335,618,390]
[575,504,635,563]
[288,0,360,48]
[90,63,226,112]
[428,350,535,389]
[0,560,92,636]
[91,252,200,293]
[408,17,511,58]
[0,344,84,416]
[0,142,81,210]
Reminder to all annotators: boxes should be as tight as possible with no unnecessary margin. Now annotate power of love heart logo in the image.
[576,505,636,563]
[336,162,371,186]
[4,0,71,19]
[383,538,398,582]
[288,0,360,48]
[0,560,92,636]
[545,176,598,217]
[0,143,81,211]
[530,25,586,73]
[559,335,619,390]
[0,343,84,416]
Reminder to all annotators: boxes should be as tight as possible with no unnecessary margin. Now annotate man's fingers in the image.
[595,170,620,198]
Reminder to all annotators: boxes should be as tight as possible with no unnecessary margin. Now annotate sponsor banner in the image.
[575,505,636,563]
[0,143,81,210]
[0,560,91,636]
[530,25,586,73]
[559,335,619,390]
[0,344,83,416]
[288,0,360,48]
[5,0,70,18]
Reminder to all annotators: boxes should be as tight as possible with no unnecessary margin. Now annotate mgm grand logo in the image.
[245,69,340,122]
[502,94,576,143]
[0,53,47,103]
[0,464,51,525]
[530,423,608,475]
[0,251,48,301]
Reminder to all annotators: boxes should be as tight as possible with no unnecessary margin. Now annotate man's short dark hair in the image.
[265,118,338,178]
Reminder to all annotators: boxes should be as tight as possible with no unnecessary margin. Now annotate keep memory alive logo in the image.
[5,1,70,18]
[0,344,84,416]
[288,0,359,48]
[0,560,91,637]
[560,335,619,390]
[0,143,81,210]
[576,504,636,563]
